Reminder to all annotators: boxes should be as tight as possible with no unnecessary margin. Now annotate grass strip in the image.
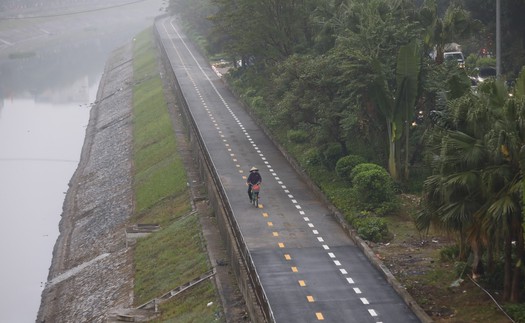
[130,27,222,322]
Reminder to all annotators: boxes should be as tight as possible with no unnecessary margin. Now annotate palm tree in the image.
[418,70,525,302]
[419,0,480,64]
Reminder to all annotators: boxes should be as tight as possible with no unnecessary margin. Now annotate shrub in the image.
[355,216,389,242]
[351,163,396,207]
[335,155,366,183]
[350,163,385,178]
[503,304,525,322]
[302,148,322,166]
[440,245,459,262]
[287,129,309,144]
[322,143,344,170]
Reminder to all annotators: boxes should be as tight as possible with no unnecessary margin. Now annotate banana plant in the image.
[370,40,421,180]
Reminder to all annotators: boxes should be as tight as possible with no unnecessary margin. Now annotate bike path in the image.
[156,16,420,323]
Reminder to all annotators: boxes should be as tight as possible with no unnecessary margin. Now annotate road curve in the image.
[156,16,421,323]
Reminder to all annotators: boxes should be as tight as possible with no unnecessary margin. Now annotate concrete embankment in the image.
[37,43,135,323]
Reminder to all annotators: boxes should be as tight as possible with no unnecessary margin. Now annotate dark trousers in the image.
[247,184,253,199]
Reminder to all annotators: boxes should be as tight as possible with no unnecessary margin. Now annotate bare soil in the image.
[371,194,512,323]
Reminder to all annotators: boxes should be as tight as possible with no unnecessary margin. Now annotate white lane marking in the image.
[368,309,378,317]
[164,21,377,318]
[312,229,318,234]
[291,199,297,204]
[346,278,354,284]
[303,217,309,221]
[353,287,362,294]
[360,298,369,305]
[340,269,347,274]
[328,253,335,258]
[295,205,301,209]
[308,223,314,228]
[333,260,341,266]
[317,237,324,242]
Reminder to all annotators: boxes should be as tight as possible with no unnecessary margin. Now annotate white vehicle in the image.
[444,51,465,68]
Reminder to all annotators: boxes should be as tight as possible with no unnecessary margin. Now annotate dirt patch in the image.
[371,194,512,323]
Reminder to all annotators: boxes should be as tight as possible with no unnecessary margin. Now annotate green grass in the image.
[134,215,209,303]
[130,27,222,322]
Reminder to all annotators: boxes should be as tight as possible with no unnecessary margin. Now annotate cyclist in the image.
[247,166,262,202]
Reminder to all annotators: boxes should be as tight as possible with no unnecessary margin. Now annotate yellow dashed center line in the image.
[299,280,306,287]
[272,232,279,237]
[291,267,298,273]
[284,254,291,260]
[278,242,285,248]
[262,212,269,217]
[267,222,273,227]
[316,312,324,320]
[307,295,315,302]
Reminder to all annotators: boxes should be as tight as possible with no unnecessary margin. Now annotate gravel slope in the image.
[37,43,135,323]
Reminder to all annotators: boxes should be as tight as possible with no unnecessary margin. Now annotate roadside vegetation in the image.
[130,27,223,322]
[169,0,525,321]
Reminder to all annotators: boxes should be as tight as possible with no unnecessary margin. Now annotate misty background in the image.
[0,1,163,321]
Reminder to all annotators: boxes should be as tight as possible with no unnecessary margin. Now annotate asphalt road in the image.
[156,16,420,323]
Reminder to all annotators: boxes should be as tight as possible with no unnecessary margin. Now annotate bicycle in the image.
[251,183,260,208]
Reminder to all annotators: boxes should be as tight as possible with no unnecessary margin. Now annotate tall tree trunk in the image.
[510,215,524,302]
[404,121,410,180]
[470,238,484,279]
[487,238,494,274]
[387,122,398,180]
[503,217,513,301]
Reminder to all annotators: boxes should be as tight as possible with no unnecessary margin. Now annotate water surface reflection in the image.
[0,80,97,323]
[0,1,163,321]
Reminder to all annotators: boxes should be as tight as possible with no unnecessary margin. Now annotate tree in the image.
[209,0,320,66]
[369,40,422,180]
[419,0,480,64]
[418,70,525,302]
[463,0,525,77]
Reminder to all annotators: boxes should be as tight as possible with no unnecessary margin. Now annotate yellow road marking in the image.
[262,212,269,217]
[299,280,306,287]
[278,242,285,248]
[272,232,279,237]
[291,267,298,272]
[267,221,273,227]
[258,204,263,208]
[307,295,315,302]
[284,254,291,260]
[239,170,244,173]
[242,175,247,179]
[316,312,324,320]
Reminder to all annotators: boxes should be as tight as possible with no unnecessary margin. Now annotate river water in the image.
[0,2,162,321]
[0,81,96,323]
